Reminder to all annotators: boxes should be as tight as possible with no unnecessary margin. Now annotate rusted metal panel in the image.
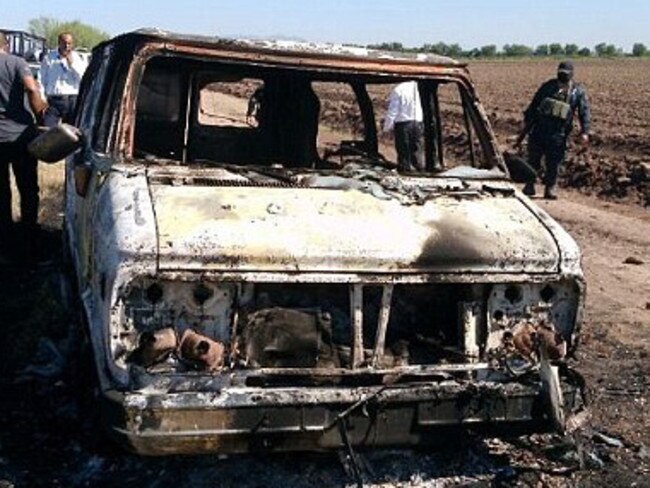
[101,377,582,454]
[162,42,467,76]
[118,42,165,157]
[111,41,483,161]
[95,29,464,68]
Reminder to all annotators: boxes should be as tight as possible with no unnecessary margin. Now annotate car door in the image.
[65,45,114,286]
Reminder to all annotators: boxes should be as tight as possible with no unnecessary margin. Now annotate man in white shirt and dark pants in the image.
[382,80,424,172]
[40,32,88,126]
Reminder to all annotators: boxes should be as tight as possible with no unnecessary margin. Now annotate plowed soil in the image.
[469,58,650,206]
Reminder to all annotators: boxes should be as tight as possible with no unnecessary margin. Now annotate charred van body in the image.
[53,30,586,455]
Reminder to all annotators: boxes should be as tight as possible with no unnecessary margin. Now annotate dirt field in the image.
[469,58,650,206]
[0,59,649,487]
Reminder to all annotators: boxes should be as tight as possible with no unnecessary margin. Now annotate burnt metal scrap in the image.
[128,327,226,371]
[178,329,226,371]
[56,29,587,455]
[128,327,178,368]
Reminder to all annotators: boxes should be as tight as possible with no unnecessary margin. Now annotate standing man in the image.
[40,32,88,126]
[0,33,48,262]
[518,61,591,199]
[383,80,424,172]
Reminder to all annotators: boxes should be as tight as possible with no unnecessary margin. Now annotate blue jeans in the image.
[44,95,78,126]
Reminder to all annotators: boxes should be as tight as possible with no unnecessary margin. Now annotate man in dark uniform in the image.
[0,33,48,262]
[518,61,591,199]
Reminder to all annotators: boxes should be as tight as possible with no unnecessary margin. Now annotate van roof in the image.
[98,29,465,70]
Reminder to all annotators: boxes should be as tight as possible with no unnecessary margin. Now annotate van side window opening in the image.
[436,82,489,169]
[198,79,263,128]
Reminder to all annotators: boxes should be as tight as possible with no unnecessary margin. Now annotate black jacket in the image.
[524,78,591,140]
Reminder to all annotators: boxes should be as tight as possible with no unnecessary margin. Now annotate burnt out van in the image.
[36,30,586,454]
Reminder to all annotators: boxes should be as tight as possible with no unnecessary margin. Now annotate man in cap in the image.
[517,61,591,199]
[0,33,48,263]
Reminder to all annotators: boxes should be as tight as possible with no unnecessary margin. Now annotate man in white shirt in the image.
[40,32,88,126]
[382,80,424,172]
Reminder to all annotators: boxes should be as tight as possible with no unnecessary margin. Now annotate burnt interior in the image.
[239,283,474,370]
[122,281,481,374]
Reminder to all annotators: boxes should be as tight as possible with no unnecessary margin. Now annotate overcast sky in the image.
[3,0,649,50]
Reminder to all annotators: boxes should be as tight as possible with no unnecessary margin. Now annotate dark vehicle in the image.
[0,29,46,79]
[34,30,586,455]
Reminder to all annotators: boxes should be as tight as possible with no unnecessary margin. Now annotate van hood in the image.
[148,175,560,275]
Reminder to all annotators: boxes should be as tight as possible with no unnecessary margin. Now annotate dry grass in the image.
[10,161,65,230]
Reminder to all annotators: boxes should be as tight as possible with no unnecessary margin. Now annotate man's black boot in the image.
[522,182,536,196]
[544,184,558,200]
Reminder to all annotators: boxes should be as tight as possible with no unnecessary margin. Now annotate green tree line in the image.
[28,17,109,49]
[25,16,649,59]
[367,41,650,58]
